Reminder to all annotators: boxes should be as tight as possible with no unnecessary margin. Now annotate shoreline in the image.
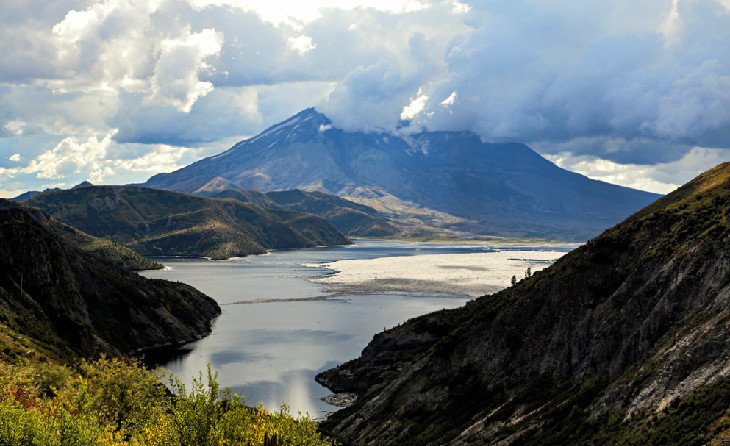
[307,249,568,298]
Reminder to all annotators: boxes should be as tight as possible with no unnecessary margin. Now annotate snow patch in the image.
[260,116,302,138]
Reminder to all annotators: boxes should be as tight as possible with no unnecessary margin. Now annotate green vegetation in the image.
[203,188,400,238]
[0,357,334,446]
[27,185,350,260]
[60,226,162,271]
[506,374,730,446]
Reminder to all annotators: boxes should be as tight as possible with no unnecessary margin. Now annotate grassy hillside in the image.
[200,187,400,237]
[28,186,350,260]
[318,162,730,445]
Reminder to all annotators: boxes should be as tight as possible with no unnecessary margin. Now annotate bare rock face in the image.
[317,163,730,445]
[0,200,221,360]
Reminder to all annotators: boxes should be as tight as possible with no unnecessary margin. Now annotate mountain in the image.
[199,186,399,237]
[0,199,220,361]
[27,185,349,260]
[143,108,660,241]
[316,162,730,445]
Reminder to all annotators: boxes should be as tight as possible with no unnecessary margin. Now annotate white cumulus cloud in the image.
[400,88,429,121]
[0,131,117,184]
[287,35,316,55]
[145,28,223,113]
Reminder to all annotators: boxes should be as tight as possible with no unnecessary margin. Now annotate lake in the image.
[140,240,573,419]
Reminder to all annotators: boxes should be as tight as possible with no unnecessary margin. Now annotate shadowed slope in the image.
[0,200,220,361]
[317,162,730,445]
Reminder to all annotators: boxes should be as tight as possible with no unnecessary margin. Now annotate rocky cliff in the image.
[0,200,220,361]
[317,162,730,445]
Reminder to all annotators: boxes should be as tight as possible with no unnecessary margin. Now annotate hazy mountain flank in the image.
[144,108,660,241]
[317,162,730,445]
[27,185,349,260]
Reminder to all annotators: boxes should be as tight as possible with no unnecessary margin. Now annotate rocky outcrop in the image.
[0,200,220,361]
[318,163,730,445]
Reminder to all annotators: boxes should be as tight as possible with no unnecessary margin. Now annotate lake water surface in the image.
[141,240,572,419]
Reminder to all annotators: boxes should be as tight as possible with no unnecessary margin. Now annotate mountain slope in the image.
[316,162,730,445]
[27,185,349,259]
[199,187,399,237]
[0,200,220,361]
[143,108,660,241]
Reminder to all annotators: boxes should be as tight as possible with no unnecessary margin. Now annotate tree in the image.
[511,275,517,286]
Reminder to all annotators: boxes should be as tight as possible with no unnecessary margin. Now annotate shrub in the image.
[0,358,335,446]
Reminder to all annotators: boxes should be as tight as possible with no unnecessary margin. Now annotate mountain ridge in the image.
[143,108,660,241]
[26,185,350,259]
[198,187,400,237]
[316,162,730,445]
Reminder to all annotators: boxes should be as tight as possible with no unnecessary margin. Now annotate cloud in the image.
[400,88,429,121]
[0,0,728,195]
[0,132,207,191]
[188,0,427,28]
[0,131,117,183]
[440,91,456,107]
[113,145,189,173]
[27,132,115,183]
[287,35,316,55]
[546,147,729,194]
[392,0,730,164]
[145,28,223,112]
[0,189,25,198]
[301,0,730,169]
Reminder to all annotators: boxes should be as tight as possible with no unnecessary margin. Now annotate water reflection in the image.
[141,241,573,418]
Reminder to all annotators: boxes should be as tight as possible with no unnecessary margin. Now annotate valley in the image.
[2,2,728,444]
[141,240,571,418]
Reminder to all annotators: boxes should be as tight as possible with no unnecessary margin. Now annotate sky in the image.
[0,0,729,197]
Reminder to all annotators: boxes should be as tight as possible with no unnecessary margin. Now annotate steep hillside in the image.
[0,200,220,361]
[27,185,349,260]
[144,108,660,241]
[200,187,399,237]
[317,162,730,445]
